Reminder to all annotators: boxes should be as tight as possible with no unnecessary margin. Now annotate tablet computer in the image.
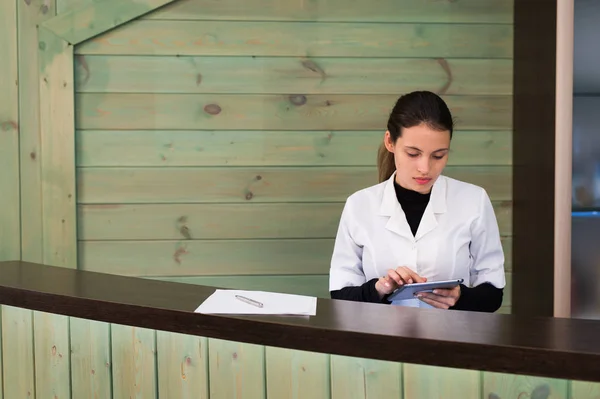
[387,278,464,302]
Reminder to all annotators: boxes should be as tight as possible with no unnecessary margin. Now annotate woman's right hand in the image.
[375,266,427,298]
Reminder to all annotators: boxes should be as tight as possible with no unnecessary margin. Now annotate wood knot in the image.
[289,95,307,106]
[1,121,18,131]
[180,225,191,239]
[255,175,262,181]
[38,41,46,50]
[196,73,202,86]
[40,4,48,14]
[24,0,31,5]
[232,352,238,360]
[29,151,36,160]
[51,345,57,355]
[488,394,500,399]
[245,192,254,200]
[204,103,221,115]
[325,100,332,106]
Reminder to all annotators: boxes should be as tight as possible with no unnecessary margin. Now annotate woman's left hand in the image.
[415,286,461,309]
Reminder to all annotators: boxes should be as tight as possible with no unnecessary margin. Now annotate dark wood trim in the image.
[1,261,600,382]
[512,0,558,317]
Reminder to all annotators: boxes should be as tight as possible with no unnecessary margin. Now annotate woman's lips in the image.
[414,177,431,185]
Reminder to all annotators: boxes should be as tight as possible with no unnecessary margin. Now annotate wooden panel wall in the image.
[73,0,515,314]
[8,0,600,398]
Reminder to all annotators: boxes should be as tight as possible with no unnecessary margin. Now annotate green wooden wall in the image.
[5,0,599,397]
[72,0,514,313]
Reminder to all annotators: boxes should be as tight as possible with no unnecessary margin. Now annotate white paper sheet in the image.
[194,289,317,316]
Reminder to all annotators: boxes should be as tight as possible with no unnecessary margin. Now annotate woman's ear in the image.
[384,131,395,153]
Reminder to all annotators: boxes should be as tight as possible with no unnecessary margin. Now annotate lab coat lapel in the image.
[415,176,447,241]
[379,173,414,240]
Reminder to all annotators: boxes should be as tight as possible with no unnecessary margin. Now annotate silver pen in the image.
[235,295,264,308]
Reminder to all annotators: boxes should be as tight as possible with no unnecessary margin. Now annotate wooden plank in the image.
[2,306,35,398]
[79,239,336,276]
[43,0,177,45]
[149,275,332,299]
[75,20,513,58]
[70,318,112,399]
[57,0,93,14]
[74,55,513,96]
[330,355,401,399]
[39,26,77,268]
[0,0,20,265]
[403,364,480,398]
[156,331,208,398]
[75,130,512,167]
[75,93,512,131]
[208,338,266,399]
[33,311,71,398]
[111,324,157,399]
[77,201,512,240]
[19,0,54,264]
[571,381,600,398]
[483,372,568,399]
[77,166,512,204]
[147,0,513,23]
[265,347,330,399]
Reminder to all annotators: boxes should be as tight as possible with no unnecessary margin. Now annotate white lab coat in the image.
[329,172,506,309]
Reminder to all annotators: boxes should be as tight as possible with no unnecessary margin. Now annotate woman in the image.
[329,91,505,312]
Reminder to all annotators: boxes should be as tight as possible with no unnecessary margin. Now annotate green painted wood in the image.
[330,355,402,398]
[147,0,513,23]
[19,0,53,264]
[156,331,209,398]
[77,201,512,240]
[70,318,112,399]
[38,26,78,269]
[76,166,512,204]
[75,130,512,167]
[404,364,480,398]
[33,311,71,398]
[79,239,335,276]
[0,0,20,266]
[208,338,266,399]
[75,20,513,58]
[571,381,600,398]
[43,0,177,45]
[74,55,513,96]
[111,324,157,399]
[266,347,330,399]
[75,93,511,131]
[57,0,93,14]
[149,275,332,298]
[483,372,568,399]
[2,306,35,398]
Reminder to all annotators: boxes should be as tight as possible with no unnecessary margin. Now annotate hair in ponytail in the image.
[376,91,454,183]
[377,142,396,183]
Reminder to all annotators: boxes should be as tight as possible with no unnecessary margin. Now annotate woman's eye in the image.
[432,155,445,160]
[407,153,419,158]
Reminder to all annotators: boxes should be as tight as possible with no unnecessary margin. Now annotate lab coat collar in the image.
[379,172,447,241]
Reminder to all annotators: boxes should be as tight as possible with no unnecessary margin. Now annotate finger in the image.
[431,288,453,297]
[386,270,404,286]
[416,294,450,309]
[380,275,398,291]
[394,268,416,284]
[398,267,427,283]
[418,292,455,307]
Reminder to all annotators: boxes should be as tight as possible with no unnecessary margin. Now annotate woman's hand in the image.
[416,286,461,309]
[375,266,427,298]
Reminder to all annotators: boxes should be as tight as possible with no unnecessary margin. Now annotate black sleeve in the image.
[330,278,390,304]
[450,282,503,312]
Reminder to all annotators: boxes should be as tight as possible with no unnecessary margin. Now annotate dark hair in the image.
[377,91,454,182]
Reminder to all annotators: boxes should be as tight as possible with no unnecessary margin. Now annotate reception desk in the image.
[0,260,599,390]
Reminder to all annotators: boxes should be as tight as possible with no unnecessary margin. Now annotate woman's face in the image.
[384,123,451,194]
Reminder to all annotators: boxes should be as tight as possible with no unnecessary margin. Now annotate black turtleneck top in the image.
[329,180,504,313]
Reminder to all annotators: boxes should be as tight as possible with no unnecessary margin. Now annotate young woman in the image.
[329,91,506,312]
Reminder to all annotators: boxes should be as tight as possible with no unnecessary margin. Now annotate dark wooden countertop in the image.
[1,261,599,382]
